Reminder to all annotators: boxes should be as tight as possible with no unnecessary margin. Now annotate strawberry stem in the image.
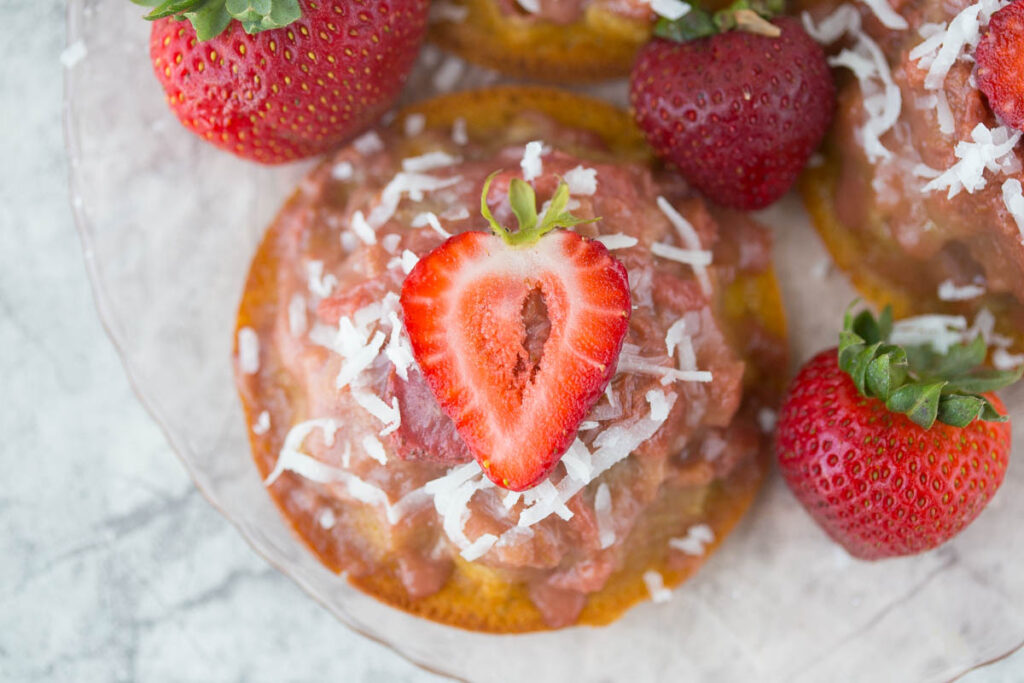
[131,0,301,41]
[480,171,598,247]
[653,0,784,42]
[837,303,1021,429]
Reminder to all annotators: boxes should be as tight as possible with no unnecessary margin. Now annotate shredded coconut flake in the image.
[655,196,712,295]
[442,205,470,221]
[353,130,384,155]
[561,439,594,482]
[669,524,715,556]
[595,234,638,250]
[352,390,401,436]
[460,533,499,561]
[326,319,386,389]
[266,420,428,523]
[651,242,713,267]
[238,327,260,374]
[757,408,778,434]
[503,490,523,509]
[252,410,271,435]
[617,350,713,384]
[1002,178,1024,241]
[643,570,673,603]
[594,483,616,549]
[306,260,338,299]
[412,211,453,238]
[433,56,465,91]
[381,234,401,254]
[923,123,1021,198]
[891,314,968,353]
[938,279,986,301]
[400,249,419,274]
[564,165,598,195]
[384,311,415,380]
[645,389,672,422]
[361,435,388,465]
[993,347,1024,370]
[807,7,901,162]
[318,508,337,529]
[404,113,426,137]
[521,140,545,181]
[935,89,954,135]
[452,117,469,145]
[368,172,462,228]
[331,161,354,180]
[402,151,462,173]
[650,0,690,19]
[265,419,341,486]
[860,0,909,30]
[911,0,1008,91]
[350,210,376,245]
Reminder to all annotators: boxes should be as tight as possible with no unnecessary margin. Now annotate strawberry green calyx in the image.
[131,0,301,41]
[480,171,597,248]
[838,304,1022,429]
[654,0,784,42]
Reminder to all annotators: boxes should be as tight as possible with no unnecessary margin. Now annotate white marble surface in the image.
[0,1,1022,681]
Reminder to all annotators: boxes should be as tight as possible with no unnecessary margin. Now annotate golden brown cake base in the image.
[428,0,651,82]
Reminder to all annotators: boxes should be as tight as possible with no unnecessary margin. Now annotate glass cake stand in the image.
[65,1,1024,679]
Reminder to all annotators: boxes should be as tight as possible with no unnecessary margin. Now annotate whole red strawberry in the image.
[776,306,1018,560]
[401,174,631,490]
[629,12,834,210]
[143,0,429,163]
[976,0,1024,131]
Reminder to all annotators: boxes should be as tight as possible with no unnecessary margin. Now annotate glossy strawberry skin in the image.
[150,0,429,163]
[629,17,834,210]
[776,350,1011,560]
[976,1,1024,131]
[400,229,631,491]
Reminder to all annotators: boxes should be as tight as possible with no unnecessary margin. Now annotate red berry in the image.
[976,0,1024,131]
[400,177,631,490]
[775,350,1011,560]
[149,0,429,163]
[629,17,835,210]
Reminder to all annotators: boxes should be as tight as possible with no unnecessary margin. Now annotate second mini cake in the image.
[429,0,678,81]
[234,87,788,631]
[801,0,1024,350]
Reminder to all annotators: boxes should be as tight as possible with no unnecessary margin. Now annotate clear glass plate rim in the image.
[59,1,1024,679]
[61,2,470,680]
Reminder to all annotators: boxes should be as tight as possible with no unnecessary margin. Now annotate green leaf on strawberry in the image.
[653,0,785,41]
[131,0,300,41]
[837,303,1022,429]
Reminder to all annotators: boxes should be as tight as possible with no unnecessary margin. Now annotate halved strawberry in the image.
[976,0,1024,131]
[400,174,631,490]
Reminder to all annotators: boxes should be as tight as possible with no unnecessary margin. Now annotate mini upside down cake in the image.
[234,87,788,631]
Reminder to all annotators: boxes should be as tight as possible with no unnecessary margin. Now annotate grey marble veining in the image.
[0,1,1020,681]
